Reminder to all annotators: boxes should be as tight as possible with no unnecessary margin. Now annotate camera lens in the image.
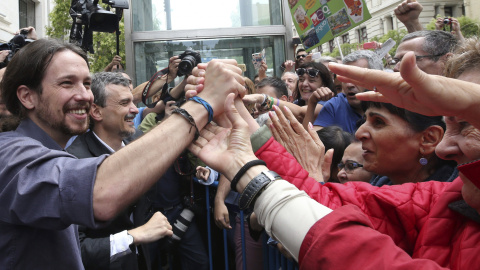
[179,55,197,75]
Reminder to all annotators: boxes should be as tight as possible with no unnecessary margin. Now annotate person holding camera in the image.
[435,17,465,42]
[0,26,37,69]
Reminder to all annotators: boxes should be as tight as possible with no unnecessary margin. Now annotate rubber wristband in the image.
[269,97,274,110]
[189,96,214,124]
[276,98,280,107]
[230,160,267,192]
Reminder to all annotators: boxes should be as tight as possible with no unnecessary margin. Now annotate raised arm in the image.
[329,52,480,128]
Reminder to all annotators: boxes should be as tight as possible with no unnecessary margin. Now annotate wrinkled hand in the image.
[394,0,423,24]
[307,87,334,105]
[283,60,295,72]
[189,94,255,180]
[168,56,181,79]
[196,166,211,182]
[128,212,173,245]
[214,200,231,229]
[0,50,10,63]
[269,105,325,182]
[329,52,477,120]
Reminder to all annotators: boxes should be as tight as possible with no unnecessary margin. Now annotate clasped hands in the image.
[184,60,258,180]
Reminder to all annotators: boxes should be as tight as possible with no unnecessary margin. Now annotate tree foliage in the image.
[426,15,480,38]
[45,0,126,73]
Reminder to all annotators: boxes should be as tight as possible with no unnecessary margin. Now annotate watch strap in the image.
[239,171,281,210]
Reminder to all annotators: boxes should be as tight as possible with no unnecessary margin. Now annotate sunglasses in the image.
[296,68,320,78]
[337,161,363,174]
[296,54,307,60]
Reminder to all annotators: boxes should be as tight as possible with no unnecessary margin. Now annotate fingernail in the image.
[284,106,290,112]
[308,122,313,129]
[272,105,278,111]
[198,70,205,77]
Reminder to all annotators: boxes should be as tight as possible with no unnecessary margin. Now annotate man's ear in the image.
[17,85,37,110]
[421,125,444,155]
[280,95,288,102]
[90,103,103,122]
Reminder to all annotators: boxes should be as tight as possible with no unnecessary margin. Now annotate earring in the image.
[419,157,428,166]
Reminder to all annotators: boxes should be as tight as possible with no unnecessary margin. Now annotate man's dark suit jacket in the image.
[67,129,152,270]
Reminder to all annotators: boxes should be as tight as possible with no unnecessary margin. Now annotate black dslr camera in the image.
[0,29,30,66]
[177,50,201,77]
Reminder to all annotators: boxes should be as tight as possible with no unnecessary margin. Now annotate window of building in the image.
[329,39,335,53]
[132,0,283,31]
[19,0,35,29]
[358,27,367,43]
[342,34,350,44]
[444,6,453,18]
[133,35,285,86]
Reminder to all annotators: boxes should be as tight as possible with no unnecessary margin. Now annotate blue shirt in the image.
[313,93,362,134]
[0,118,107,269]
[133,107,147,128]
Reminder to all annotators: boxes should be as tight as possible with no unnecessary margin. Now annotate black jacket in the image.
[67,130,152,270]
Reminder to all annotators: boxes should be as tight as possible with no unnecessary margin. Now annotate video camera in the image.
[69,0,128,53]
[0,29,33,67]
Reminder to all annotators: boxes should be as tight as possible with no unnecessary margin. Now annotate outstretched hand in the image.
[269,105,325,182]
[188,93,256,180]
[329,52,480,128]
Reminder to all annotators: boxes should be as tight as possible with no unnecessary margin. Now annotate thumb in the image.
[399,51,430,90]
[225,93,244,129]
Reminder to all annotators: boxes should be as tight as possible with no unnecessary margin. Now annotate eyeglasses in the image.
[296,54,307,60]
[296,68,320,78]
[337,161,363,173]
[388,54,445,66]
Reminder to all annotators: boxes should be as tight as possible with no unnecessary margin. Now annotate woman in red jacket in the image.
[189,38,480,269]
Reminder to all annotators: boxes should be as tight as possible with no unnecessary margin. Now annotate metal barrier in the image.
[194,178,298,270]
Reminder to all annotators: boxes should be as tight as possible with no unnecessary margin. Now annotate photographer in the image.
[435,17,465,43]
[0,26,37,68]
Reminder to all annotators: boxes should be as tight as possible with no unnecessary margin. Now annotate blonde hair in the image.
[444,37,480,78]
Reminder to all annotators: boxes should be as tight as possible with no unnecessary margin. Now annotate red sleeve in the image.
[255,137,454,252]
[298,205,448,270]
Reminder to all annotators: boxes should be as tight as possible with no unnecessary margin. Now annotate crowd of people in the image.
[1,0,480,269]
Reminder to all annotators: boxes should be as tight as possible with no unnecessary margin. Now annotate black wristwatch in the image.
[238,171,281,210]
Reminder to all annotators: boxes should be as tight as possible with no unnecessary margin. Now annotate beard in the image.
[36,97,90,137]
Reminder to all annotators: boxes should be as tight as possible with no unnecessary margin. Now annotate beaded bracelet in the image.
[172,108,200,141]
[189,96,214,124]
[268,97,274,110]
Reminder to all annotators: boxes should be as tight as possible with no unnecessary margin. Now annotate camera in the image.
[0,30,31,66]
[177,50,201,77]
[443,18,452,25]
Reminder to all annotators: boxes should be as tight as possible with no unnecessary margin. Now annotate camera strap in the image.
[141,67,169,108]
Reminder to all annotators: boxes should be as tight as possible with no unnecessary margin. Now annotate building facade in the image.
[316,0,472,53]
[0,0,54,43]
[124,0,296,85]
